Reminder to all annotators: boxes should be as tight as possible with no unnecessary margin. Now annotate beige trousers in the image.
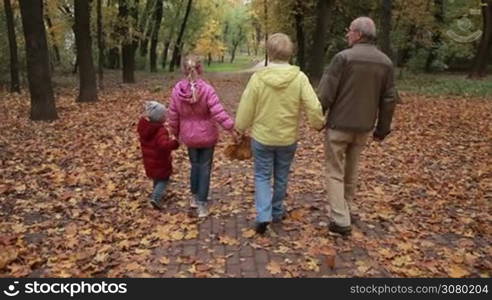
[324,129,370,227]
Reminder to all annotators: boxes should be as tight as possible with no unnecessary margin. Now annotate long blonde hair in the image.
[181,54,203,103]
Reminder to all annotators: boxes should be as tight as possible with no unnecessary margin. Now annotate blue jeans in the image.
[152,179,169,203]
[188,147,214,203]
[252,139,297,223]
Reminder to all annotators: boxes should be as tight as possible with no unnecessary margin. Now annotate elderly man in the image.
[317,17,396,236]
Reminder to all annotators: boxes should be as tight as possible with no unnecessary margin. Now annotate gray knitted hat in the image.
[144,100,166,122]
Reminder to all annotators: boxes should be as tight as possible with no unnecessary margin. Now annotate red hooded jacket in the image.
[137,117,179,179]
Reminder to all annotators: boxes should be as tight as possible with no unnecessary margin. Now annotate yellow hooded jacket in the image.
[235,65,325,146]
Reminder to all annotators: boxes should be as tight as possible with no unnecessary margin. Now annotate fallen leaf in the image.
[242,229,256,238]
[266,261,282,275]
[159,257,170,265]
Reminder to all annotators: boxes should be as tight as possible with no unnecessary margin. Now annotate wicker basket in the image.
[224,135,252,160]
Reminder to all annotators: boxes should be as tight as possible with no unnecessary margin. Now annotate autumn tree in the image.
[425,0,444,72]
[150,0,164,72]
[139,0,156,57]
[169,0,193,72]
[194,19,226,64]
[469,0,492,78]
[293,0,306,70]
[97,0,104,88]
[160,0,185,69]
[380,0,393,59]
[74,0,98,102]
[118,0,138,83]
[18,0,57,120]
[44,2,61,65]
[4,0,20,93]
[306,0,334,83]
[226,6,249,63]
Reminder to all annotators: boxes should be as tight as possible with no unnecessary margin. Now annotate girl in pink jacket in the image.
[167,55,235,218]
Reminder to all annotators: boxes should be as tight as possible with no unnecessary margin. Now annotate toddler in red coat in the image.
[137,101,179,209]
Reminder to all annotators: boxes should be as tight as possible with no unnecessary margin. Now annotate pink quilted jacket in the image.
[167,79,234,148]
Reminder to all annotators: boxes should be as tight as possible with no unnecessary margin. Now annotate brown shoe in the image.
[272,215,285,223]
[328,222,352,236]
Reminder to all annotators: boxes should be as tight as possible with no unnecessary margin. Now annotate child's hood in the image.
[138,117,163,141]
[256,65,300,89]
[172,79,209,104]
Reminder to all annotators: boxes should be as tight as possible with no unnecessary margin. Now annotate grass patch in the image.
[397,72,492,98]
[203,56,254,72]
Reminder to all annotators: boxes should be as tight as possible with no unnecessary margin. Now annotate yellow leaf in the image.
[218,235,239,246]
[135,249,151,256]
[14,184,26,193]
[448,265,470,278]
[0,247,18,269]
[242,229,256,238]
[379,248,395,259]
[171,231,184,241]
[118,239,131,250]
[188,264,197,274]
[125,262,144,272]
[94,252,108,262]
[273,246,290,254]
[11,223,26,234]
[266,261,282,275]
[303,257,320,272]
[159,257,170,265]
[185,230,198,239]
[107,182,116,192]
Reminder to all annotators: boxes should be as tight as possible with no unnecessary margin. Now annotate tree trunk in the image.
[176,44,183,68]
[44,12,61,64]
[230,27,243,64]
[139,0,155,57]
[74,0,98,102]
[4,0,20,93]
[306,0,334,82]
[294,0,305,70]
[397,25,417,67]
[425,0,444,72]
[169,0,193,72]
[230,44,238,63]
[469,0,492,78]
[254,23,261,57]
[97,0,104,89]
[119,0,136,83]
[208,53,212,66]
[380,0,393,59]
[161,40,170,69]
[19,0,57,120]
[108,47,120,69]
[150,0,163,72]
[222,22,229,62]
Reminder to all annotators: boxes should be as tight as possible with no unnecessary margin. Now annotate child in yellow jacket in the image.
[235,33,325,234]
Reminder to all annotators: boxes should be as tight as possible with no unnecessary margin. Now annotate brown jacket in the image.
[317,43,396,138]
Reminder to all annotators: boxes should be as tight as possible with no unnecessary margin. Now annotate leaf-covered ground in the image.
[0,71,490,278]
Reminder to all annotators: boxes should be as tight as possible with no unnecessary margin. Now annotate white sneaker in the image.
[190,195,198,208]
[197,202,209,218]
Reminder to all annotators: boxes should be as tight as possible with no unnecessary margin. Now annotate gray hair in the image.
[351,17,377,41]
[267,33,294,62]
